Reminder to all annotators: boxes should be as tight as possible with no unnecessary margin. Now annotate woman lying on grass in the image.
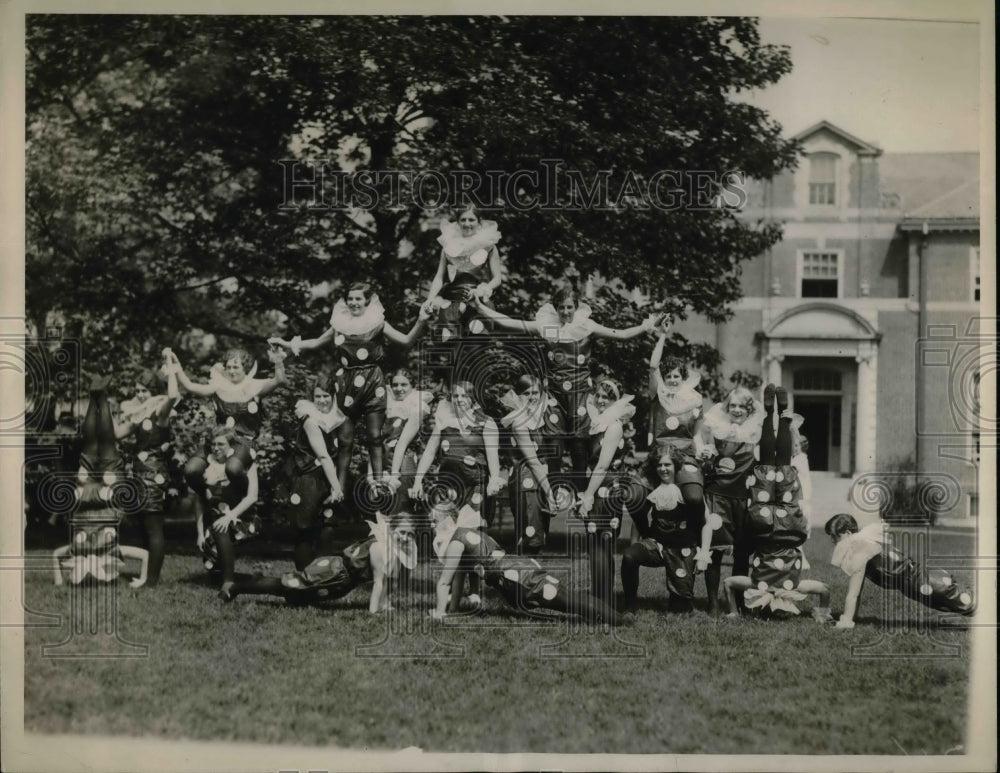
[430,505,622,626]
[221,512,417,613]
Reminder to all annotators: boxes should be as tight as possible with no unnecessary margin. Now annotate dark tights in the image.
[759,397,793,467]
[81,384,117,462]
[143,512,165,585]
[336,411,386,494]
[567,438,589,477]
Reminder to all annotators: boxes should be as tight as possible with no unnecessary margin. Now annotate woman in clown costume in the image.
[168,346,287,451]
[222,512,417,614]
[723,385,832,620]
[575,378,645,610]
[410,380,504,528]
[475,288,661,475]
[825,512,975,628]
[695,383,764,615]
[621,449,705,614]
[423,205,503,356]
[499,374,574,554]
[270,281,429,499]
[380,368,435,518]
[52,377,149,587]
[113,352,179,585]
[429,508,621,625]
[285,372,348,570]
[647,319,707,507]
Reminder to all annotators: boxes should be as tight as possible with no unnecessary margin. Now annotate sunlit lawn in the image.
[22,522,976,755]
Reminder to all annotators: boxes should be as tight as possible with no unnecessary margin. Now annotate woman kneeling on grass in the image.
[430,506,622,625]
[721,384,831,621]
[824,513,976,628]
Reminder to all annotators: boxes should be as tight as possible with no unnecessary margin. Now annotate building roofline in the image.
[898,218,980,233]
[792,121,883,157]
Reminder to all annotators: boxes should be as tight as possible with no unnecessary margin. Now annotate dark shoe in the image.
[219,582,237,602]
[776,387,789,412]
[90,375,111,393]
[763,383,776,413]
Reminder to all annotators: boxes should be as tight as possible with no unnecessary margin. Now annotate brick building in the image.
[675,121,982,517]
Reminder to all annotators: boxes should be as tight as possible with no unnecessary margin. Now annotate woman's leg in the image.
[336,417,355,503]
[142,511,165,585]
[365,410,385,480]
[81,379,117,462]
[759,384,776,466]
[619,545,643,612]
[214,527,237,588]
[706,551,723,614]
[223,575,285,601]
[567,438,589,478]
[547,587,622,626]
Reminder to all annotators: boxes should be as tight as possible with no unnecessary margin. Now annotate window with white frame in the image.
[971,246,980,302]
[809,153,838,205]
[799,251,841,298]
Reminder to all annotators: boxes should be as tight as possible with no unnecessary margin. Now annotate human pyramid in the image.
[55,205,976,629]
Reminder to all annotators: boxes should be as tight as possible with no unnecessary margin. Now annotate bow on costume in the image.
[744,587,808,614]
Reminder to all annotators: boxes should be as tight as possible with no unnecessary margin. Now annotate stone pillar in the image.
[855,342,878,473]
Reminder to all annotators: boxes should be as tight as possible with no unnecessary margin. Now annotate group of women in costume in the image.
[54,205,976,627]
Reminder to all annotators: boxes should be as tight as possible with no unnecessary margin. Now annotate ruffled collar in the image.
[499,390,548,430]
[587,393,636,435]
[534,302,595,343]
[386,389,434,421]
[647,483,683,511]
[329,295,386,337]
[120,394,171,425]
[294,399,347,434]
[208,363,268,404]
[434,399,487,436]
[437,219,501,260]
[62,552,123,585]
[831,521,886,575]
[702,401,764,445]
[656,371,703,415]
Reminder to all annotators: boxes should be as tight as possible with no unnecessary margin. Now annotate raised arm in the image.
[156,356,181,425]
[589,312,662,341]
[383,304,433,348]
[252,348,288,398]
[167,351,218,398]
[473,298,540,335]
[268,325,337,355]
[648,332,667,397]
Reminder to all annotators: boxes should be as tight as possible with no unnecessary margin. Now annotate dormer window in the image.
[808,153,838,205]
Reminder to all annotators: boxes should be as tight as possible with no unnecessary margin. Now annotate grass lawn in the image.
[21,522,977,755]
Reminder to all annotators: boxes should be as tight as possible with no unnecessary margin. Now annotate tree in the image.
[26,15,798,417]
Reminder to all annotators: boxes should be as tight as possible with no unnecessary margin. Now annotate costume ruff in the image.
[831,522,886,576]
[294,399,347,434]
[120,394,171,425]
[437,220,501,260]
[703,401,764,444]
[534,303,596,343]
[386,389,433,422]
[647,483,683,511]
[587,394,636,434]
[329,296,386,336]
[656,371,703,415]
